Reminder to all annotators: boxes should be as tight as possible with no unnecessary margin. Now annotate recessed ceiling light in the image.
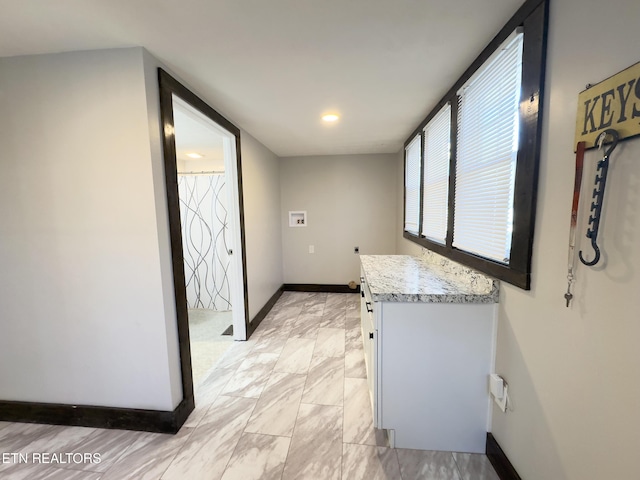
[322,114,340,122]
[185,152,204,159]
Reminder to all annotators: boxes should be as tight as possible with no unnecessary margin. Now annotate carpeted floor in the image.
[188,309,234,385]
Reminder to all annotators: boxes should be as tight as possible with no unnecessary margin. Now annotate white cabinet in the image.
[360,268,497,453]
[360,274,378,423]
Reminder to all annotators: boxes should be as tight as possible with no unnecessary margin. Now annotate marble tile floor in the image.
[0,292,500,480]
[188,309,235,385]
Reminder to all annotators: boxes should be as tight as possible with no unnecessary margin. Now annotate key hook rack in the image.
[578,128,619,267]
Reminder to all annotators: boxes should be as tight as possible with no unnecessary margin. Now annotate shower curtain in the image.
[178,173,232,310]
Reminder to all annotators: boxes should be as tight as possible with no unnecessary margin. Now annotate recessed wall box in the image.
[289,211,307,227]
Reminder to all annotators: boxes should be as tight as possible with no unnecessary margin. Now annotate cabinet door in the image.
[361,308,373,387]
[365,313,378,425]
[360,296,372,388]
[360,279,378,426]
[378,301,495,452]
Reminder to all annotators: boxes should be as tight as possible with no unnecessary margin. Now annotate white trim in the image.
[223,135,247,341]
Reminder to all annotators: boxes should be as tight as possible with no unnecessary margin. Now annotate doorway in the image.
[174,96,237,385]
[158,69,249,404]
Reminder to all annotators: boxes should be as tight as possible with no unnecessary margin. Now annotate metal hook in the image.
[578,236,600,266]
[597,128,619,158]
[578,128,618,267]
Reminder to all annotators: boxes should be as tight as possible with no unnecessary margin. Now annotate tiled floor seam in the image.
[211,395,262,480]
[152,441,187,480]
[220,423,249,478]
[393,448,405,480]
[280,430,295,480]
[338,400,345,480]
[341,441,385,446]
[452,451,465,480]
[192,378,236,429]
[279,395,307,478]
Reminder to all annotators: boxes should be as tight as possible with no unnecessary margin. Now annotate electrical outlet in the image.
[489,374,504,398]
[309,245,315,254]
[495,385,508,412]
[354,246,359,254]
[489,374,508,413]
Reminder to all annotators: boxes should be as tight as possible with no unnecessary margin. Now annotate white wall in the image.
[281,154,397,284]
[241,131,284,320]
[0,48,182,410]
[141,49,184,411]
[398,0,640,477]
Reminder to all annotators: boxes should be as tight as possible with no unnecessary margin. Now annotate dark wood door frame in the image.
[158,68,250,416]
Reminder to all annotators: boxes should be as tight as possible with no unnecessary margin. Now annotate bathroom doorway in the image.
[158,70,249,404]
[173,96,236,385]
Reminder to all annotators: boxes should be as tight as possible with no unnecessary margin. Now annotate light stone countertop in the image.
[360,255,499,303]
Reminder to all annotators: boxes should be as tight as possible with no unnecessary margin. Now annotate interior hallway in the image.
[0,292,499,479]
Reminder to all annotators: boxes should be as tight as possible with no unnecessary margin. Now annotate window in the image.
[402,0,548,289]
[404,135,421,235]
[422,103,451,245]
[453,31,523,263]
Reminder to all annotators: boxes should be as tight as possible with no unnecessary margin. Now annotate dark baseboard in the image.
[282,283,361,294]
[247,286,284,337]
[0,396,194,434]
[487,433,522,480]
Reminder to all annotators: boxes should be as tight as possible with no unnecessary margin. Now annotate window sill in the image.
[403,231,530,290]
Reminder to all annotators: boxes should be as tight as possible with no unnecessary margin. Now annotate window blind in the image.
[421,103,451,244]
[453,30,523,264]
[404,134,421,234]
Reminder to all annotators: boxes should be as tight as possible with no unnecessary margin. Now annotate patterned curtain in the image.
[178,174,232,310]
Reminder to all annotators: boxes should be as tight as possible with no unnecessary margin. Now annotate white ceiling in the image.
[0,0,522,157]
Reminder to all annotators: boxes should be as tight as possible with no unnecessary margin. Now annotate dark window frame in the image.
[403,0,549,290]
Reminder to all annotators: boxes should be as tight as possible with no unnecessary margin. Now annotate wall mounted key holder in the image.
[565,61,640,306]
[578,128,619,267]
